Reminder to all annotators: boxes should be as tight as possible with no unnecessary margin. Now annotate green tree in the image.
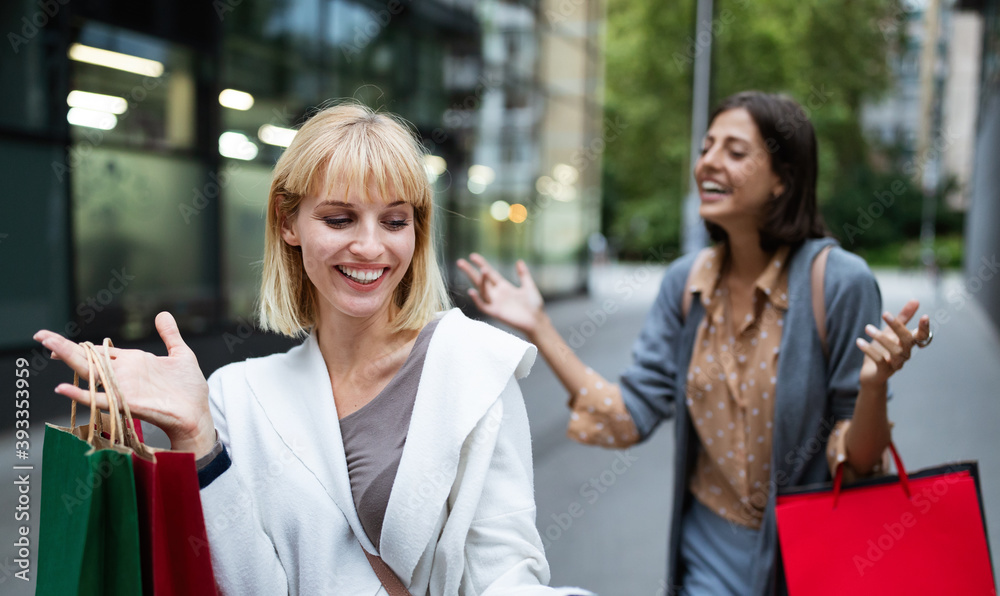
[603,0,904,259]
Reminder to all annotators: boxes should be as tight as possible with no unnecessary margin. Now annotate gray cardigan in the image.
[619,238,884,595]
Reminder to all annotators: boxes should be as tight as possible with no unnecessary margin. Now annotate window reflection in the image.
[70,23,195,150]
[70,23,209,339]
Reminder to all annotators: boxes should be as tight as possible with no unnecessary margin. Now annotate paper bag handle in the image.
[70,340,139,448]
[70,343,117,445]
[832,441,911,508]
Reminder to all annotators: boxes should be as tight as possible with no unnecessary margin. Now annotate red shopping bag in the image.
[776,443,996,595]
[131,420,218,596]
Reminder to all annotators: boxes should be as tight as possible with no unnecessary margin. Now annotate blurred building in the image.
[861,7,924,152]
[860,0,1000,335]
[454,0,604,296]
[957,0,1000,333]
[861,0,981,209]
[0,0,605,350]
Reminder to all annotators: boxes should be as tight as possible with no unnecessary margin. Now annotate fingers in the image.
[865,324,903,362]
[34,331,93,380]
[55,383,111,411]
[468,252,493,272]
[912,314,931,344]
[883,302,931,352]
[856,337,893,369]
[893,299,920,326]
[155,312,189,356]
[881,311,911,346]
[456,258,483,288]
[469,253,498,282]
[458,254,500,303]
[467,288,490,311]
[516,260,538,292]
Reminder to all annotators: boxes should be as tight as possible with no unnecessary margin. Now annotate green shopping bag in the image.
[36,342,143,595]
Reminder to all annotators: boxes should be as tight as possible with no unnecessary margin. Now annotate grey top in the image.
[339,318,439,551]
[619,238,886,595]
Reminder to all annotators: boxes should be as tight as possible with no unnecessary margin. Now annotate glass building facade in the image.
[0,0,603,350]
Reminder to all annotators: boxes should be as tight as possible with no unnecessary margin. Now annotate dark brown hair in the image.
[704,91,829,251]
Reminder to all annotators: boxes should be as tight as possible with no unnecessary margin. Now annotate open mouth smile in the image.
[700,180,733,201]
[336,265,387,286]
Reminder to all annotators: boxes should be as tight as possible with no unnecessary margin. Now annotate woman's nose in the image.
[348,221,383,259]
[697,146,722,173]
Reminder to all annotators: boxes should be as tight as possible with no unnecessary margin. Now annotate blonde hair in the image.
[258,102,450,337]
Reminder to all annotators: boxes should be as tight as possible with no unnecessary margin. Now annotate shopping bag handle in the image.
[78,341,125,445]
[69,343,119,445]
[95,339,147,453]
[70,340,144,450]
[832,441,910,508]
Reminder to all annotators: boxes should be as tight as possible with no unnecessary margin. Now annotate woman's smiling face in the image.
[280,182,416,324]
[694,107,784,233]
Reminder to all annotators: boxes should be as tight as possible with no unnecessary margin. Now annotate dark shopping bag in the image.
[776,442,997,595]
[37,344,143,595]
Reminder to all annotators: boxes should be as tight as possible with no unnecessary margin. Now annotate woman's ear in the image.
[277,202,300,247]
[771,171,787,198]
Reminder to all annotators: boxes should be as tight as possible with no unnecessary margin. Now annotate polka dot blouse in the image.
[566,245,881,530]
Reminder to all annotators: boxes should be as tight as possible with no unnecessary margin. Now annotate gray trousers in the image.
[679,498,760,596]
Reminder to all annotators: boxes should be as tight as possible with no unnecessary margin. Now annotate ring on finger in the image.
[915,329,933,348]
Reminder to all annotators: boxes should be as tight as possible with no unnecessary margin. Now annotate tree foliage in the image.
[603,0,906,259]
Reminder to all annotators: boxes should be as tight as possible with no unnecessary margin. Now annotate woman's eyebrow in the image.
[314,200,408,209]
[316,200,353,208]
[704,133,752,145]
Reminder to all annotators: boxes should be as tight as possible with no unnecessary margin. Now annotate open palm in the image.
[34,312,214,454]
[457,253,545,335]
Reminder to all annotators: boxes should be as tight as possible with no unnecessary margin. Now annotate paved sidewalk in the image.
[1,264,998,595]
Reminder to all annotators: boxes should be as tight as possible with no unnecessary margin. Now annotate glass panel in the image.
[0,0,55,133]
[221,160,273,321]
[0,140,70,349]
[70,22,196,150]
[221,0,323,167]
[72,147,212,339]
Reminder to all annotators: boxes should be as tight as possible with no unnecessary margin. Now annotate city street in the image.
[2,262,998,595]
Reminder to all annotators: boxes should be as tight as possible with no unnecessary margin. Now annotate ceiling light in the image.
[67,107,117,130]
[469,164,496,185]
[553,163,579,185]
[490,201,511,221]
[258,124,296,147]
[67,90,128,115]
[424,155,447,176]
[68,44,164,77]
[219,89,255,111]
[508,203,528,223]
[219,132,259,160]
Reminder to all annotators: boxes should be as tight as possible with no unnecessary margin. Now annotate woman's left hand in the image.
[856,299,931,387]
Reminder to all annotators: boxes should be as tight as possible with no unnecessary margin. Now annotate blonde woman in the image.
[35,104,590,596]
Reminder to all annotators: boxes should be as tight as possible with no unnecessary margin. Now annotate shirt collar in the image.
[754,244,792,311]
[688,245,726,309]
[688,244,792,311]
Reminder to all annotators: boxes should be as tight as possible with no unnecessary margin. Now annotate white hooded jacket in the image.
[199,308,591,596]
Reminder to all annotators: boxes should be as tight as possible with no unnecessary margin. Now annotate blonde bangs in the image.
[281,113,432,209]
[258,102,450,337]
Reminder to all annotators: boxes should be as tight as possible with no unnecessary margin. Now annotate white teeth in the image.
[337,266,385,284]
[701,180,729,193]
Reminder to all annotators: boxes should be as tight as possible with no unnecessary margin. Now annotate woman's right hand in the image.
[457,253,545,337]
[33,311,216,458]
